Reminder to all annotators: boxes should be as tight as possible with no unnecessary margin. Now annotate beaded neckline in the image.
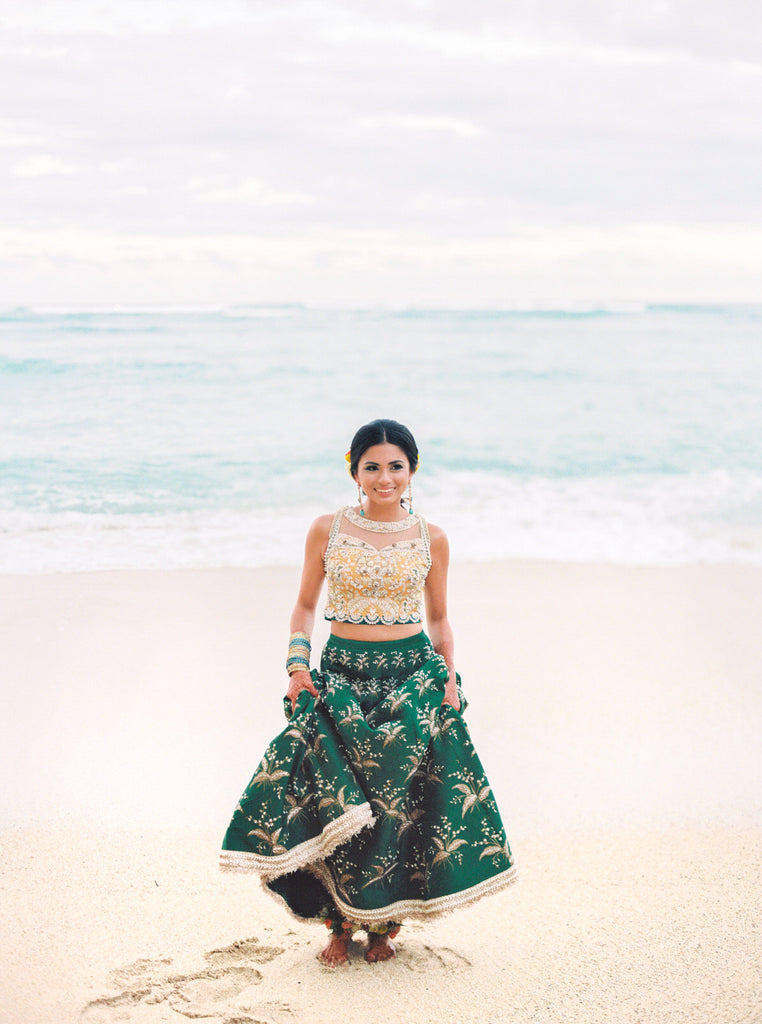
[343,506,420,533]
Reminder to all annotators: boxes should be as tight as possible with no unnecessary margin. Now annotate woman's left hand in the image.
[441,679,461,712]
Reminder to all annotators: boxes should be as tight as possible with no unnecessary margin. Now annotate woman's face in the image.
[354,443,413,509]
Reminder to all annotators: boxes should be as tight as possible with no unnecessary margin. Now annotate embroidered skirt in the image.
[220,632,516,927]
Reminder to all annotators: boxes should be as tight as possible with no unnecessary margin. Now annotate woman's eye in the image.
[363,464,378,471]
[391,463,404,471]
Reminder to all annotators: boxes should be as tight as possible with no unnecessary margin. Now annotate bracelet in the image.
[286,631,311,675]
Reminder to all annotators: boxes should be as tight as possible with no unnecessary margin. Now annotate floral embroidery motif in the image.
[220,633,516,926]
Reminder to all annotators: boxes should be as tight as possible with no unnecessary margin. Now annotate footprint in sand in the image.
[401,943,473,973]
[168,965,264,1018]
[80,937,286,1023]
[233,1000,296,1023]
[108,956,174,988]
[205,937,285,967]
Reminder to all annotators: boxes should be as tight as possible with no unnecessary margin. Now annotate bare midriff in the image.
[329,621,424,641]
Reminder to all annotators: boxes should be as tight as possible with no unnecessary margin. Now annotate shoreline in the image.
[3,550,762,576]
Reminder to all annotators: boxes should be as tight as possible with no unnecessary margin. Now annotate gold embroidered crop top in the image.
[323,507,431,625]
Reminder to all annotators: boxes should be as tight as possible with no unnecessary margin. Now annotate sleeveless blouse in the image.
[323,507,432,625]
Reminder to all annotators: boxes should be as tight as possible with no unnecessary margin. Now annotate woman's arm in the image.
[285,514,331,710]
[424,524,461,711]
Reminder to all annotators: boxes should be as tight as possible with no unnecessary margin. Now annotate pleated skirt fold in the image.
[220,632,516,927]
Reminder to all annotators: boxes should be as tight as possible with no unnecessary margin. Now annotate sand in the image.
[1,562,761,1023]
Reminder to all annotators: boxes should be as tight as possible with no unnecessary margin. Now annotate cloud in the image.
[187,177,315,206]
[0,0,759,303]
[2,222,760,308]
[12,154,78,177]
[357,113,484,137]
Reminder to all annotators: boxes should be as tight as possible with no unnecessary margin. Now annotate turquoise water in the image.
[2,304,761,571]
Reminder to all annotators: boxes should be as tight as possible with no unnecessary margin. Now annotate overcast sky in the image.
[1,0,760,307]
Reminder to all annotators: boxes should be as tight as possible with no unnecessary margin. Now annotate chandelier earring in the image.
[357,481,365,516]
[407,478,413,514]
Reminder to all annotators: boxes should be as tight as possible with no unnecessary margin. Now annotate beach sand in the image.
[1,562,761,1023]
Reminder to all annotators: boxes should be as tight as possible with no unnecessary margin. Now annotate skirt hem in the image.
[239,860,519,929]
[309,861,519,927]
[219,802,374,880]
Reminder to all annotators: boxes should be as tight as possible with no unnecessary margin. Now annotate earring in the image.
[357,482,365,516]
[407,479,413,514]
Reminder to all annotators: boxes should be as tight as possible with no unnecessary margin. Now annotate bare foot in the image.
[319,930,351,966]
[365,932,396,963]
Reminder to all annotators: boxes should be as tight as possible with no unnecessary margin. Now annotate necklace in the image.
[344,506,419,533]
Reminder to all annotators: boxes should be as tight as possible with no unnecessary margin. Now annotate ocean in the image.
[1,304,761,573]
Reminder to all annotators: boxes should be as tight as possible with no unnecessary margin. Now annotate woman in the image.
[220,419,515,965]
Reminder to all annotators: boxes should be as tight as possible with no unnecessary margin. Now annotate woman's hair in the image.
[349,419,419,477]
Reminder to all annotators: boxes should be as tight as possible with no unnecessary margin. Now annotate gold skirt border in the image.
[219,802,374,880]
[220,797,518,927]
[310,860,518,927]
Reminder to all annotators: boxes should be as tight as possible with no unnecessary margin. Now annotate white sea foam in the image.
[2,469,761,573]
[2,305,761,573]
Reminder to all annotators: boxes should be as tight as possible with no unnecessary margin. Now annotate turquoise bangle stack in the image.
[286,631,311,675]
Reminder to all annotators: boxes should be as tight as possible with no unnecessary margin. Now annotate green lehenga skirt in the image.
[220,632,516,927]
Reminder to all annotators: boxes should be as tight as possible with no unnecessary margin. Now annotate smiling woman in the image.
[220,418,516,966]
[354,444,412,509]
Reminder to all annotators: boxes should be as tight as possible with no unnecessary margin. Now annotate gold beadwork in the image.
[323,508,431,625]
[343,507,419,533]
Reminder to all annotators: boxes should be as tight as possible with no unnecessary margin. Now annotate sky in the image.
[1,0,761,307]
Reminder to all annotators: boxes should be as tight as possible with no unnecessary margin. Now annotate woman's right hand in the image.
[286,669,319,712]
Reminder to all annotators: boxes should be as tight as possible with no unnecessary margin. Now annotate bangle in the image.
[286,631,311,675]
